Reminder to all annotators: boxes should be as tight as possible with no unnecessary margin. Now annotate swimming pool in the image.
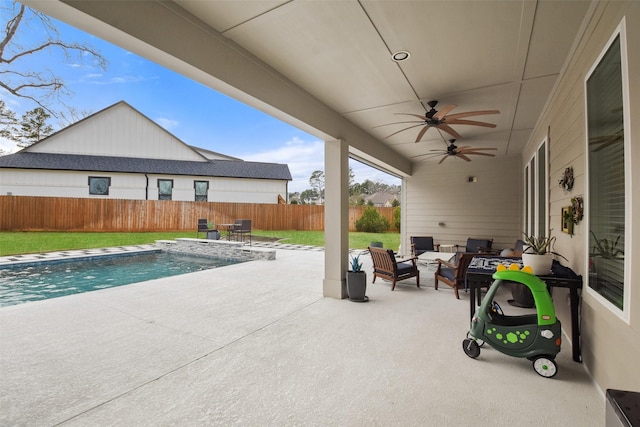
[0,251,245,307]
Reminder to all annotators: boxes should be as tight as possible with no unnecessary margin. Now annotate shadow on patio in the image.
[0,248,602,425]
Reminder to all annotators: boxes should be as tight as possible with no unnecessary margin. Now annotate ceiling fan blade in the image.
[394,113,427,120]
[438,155,449,164]
[457,147,498,153]
[456,153,472,162]
[589,130,623,151]
[446,119,497,128]
[372,120,424,129]
[438,124,462,139]
[593,138,621,152]
[445,110,500,120]
[410,152,443,159]
[465,151,496,157]
[414,125,431,143]
[385,123,425,139]
[433,104,457,119]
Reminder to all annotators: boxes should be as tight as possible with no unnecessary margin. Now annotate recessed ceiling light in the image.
[391,51,411,62]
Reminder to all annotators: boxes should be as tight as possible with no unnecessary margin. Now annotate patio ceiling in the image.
[27,0,592,170]
[183,0,592,156]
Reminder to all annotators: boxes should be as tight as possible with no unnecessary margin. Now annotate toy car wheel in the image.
[466,331,485,347]
[462,338,480,359]
[533,356,558,378]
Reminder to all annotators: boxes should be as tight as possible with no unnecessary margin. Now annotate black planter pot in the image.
[346,271,368,302]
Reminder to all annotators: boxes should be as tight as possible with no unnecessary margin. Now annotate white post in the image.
[323,139,349,299]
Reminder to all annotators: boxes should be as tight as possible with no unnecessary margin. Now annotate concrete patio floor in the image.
[1,247,604,426]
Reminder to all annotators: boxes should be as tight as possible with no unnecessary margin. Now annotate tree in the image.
[355,206,390,233]
[6,107,54,147]
[0,100,17,140]
[0,1,107,116]
[309,170,324,204]
[299,189,318,204]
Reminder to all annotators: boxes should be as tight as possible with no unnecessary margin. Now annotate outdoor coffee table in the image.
[417,251,454,267]
[217,223,236,240]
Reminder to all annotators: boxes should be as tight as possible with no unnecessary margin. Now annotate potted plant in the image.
[346,253,368,302]
[590,231,624,259]
[521,231,568,275]
[206,222,220,240]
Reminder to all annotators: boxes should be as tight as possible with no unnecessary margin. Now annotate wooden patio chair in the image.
[434,252,477,299]
[369,246,420,291]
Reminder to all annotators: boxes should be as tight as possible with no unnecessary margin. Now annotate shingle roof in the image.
[0,152,292,181]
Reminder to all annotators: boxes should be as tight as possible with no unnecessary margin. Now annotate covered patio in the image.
[0,248,601,425]
[16,0,640,409]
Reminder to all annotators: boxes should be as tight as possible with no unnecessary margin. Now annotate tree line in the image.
[289,169,401,206]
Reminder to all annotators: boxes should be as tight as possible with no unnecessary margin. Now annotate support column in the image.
[323,139,349,299]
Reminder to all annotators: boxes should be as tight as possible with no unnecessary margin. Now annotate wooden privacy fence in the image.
[0,196,397,232]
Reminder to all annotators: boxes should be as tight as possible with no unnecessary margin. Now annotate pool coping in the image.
[0,244,160,269]
[0,239,324,270]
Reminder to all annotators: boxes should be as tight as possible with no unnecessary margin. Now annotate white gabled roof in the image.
[26,101,208,162]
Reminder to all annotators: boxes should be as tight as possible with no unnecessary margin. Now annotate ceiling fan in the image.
[411,139,498,164]
[382,100,500,143]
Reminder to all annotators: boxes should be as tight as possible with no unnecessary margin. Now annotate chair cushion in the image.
[396,262,415,275]
[466,238,492,253]
[411,237,434,251]
[439,267,456,281]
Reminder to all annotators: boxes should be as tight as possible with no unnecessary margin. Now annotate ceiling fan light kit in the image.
[384,100,500,163]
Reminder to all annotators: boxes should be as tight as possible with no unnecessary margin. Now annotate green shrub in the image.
[393,206,401,231]
[355,206,390,233]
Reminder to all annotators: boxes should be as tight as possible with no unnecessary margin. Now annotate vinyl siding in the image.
[522,0,640,392]
[28,102,206,162]
[404,154,522,253]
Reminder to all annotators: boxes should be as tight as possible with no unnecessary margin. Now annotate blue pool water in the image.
[0,251,244,307]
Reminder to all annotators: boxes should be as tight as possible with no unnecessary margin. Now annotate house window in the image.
[158,179,173,201]
[586,26,628,314]
[524,140,547,237]
[88,176,111,195]
[194,181,209,202]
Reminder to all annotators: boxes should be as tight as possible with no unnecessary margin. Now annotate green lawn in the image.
[0,230,400,256]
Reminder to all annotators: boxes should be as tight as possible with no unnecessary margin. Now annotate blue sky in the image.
[0,2,400,193]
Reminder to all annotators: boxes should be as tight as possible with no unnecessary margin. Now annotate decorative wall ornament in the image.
[561,196,584,236]
[559,166,574,191]
[571,196,584,223]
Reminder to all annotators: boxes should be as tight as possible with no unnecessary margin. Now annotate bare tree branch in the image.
[0,1,108,117]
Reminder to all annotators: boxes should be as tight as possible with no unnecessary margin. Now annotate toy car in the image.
[463,264,562,378]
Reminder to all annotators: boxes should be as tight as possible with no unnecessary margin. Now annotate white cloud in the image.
[84,75,148,85]
[237,137,400,193]
[240,137,324,193]
[0,137,20,155]
[156,117,179,131]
